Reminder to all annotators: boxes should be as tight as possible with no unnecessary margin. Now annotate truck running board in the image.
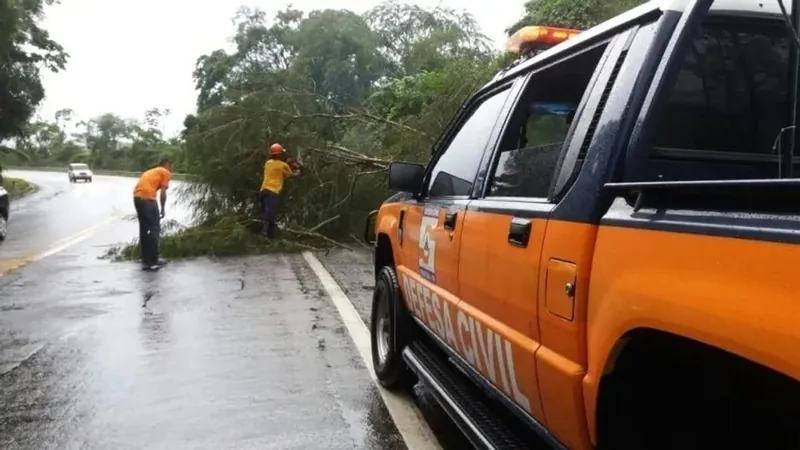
[403,341,547,450]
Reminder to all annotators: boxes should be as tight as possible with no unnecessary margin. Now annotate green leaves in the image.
[172,1,504,248]
[506,0,647,35]
[366,0,493,77]
[12,107,186,172]
[0,0,68,142]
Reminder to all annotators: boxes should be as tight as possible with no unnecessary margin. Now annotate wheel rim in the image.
[0,217,7,237]
[375,289,392,366]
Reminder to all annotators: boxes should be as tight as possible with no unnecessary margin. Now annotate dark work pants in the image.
[134,197,161,265]
[259,189,279,238]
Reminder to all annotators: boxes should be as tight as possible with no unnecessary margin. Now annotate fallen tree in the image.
[108,2,503,259]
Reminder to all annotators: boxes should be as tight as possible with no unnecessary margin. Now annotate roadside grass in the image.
[3,177,37,199]
[102,215,316,261]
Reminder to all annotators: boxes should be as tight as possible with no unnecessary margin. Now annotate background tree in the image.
[507,0,646,34]
[0,0,68,144]
[168,1,500,250]
[7,108,187,172]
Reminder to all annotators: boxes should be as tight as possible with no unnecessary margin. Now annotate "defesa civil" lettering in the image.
[400,272,531,414]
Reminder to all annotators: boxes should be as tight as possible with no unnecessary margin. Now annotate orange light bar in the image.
[506,26,581,54]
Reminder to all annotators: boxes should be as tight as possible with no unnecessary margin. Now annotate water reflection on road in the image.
[0,170,476,450]
[0,249,409,449]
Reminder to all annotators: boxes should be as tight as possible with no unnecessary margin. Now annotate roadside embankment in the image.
[3,177,37,199]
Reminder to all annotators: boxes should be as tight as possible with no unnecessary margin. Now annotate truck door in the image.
[532,2,716,446]
[396,84,518,347]
[457,38,618,438]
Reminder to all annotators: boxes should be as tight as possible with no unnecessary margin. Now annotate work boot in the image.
[141,264,161,272]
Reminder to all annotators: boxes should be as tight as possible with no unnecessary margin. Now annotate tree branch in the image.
[305,146,390,170]
[259,106,429,138]
[330,169,383,211]
[284,227,351,250]
[308,214,341,233]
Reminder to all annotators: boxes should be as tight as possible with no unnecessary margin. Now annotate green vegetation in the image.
[507,0,645,34]
[0,0,67,147]
[3,177,36,200]
[3,0,646,260]
[102,215,347,261]
[6,108,187,173]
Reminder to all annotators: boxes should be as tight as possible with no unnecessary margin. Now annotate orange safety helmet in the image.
[269,143,284,156]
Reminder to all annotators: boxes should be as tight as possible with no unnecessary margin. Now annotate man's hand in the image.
[159,189,167,219]
[286,157,302,177]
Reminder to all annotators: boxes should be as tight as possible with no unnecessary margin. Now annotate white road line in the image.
[0,215,123,276]
[35,214,122,260]
[302,252,442,450]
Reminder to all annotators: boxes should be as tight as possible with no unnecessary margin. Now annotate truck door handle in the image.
[508,218,532,247]
[444,212,458,231]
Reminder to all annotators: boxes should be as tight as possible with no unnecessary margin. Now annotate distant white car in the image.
[68,163,93,183]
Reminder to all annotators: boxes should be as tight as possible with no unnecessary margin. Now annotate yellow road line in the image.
[0,214,123,276]
[0,258,34,274]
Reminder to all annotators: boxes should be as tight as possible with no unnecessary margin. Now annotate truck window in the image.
[487,43,608,199]
[428,88,512,197]
[645,16,790,181]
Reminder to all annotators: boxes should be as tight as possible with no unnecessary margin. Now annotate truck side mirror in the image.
[388,162,425,194]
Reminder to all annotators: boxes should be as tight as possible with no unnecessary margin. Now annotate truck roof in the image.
[490,0,784,88]
[692,0,794,16]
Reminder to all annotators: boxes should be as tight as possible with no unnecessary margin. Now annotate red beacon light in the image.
[506,26,581,56]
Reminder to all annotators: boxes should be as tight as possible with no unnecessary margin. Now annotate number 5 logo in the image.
[418,208,438,282]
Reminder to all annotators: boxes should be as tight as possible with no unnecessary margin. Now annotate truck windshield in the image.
[646,15,792,181]
[71,164,88,170]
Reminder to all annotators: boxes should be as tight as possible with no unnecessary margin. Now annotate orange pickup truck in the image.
[366,0,800,448]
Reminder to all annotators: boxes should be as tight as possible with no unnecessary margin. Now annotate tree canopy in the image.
[507,0,646,34]
[0,0,67,143]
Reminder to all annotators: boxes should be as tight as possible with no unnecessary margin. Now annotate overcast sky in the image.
[37,0,524,138]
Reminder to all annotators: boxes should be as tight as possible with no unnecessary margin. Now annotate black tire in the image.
[0,215,7,241]
[88,178,92,183]
[370,265,418,390]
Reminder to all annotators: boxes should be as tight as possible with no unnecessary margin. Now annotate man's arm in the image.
[159,171,171,217]
[160,188,167,218]
[284,160,301,177]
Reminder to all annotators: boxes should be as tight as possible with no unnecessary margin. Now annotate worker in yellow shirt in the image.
[133,157,173,271]
[259,143,300,237]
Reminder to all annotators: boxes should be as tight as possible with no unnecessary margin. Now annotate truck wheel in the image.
[370,265,418,390]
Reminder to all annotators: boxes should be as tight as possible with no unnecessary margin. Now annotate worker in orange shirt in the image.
[259,143,300,238]
[133,157,173,271]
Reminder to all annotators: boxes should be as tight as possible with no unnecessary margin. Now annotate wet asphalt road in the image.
[0,170,474,450]
[0,170,191,273]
